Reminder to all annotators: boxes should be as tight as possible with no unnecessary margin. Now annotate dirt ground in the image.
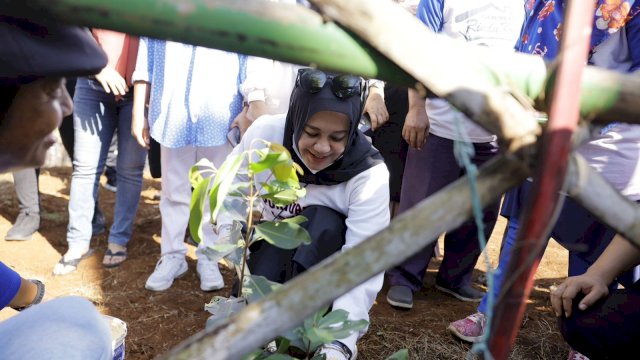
[0,167,570,359]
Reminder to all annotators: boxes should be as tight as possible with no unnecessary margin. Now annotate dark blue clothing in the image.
[0,261,21,309]
[386,134,500,291]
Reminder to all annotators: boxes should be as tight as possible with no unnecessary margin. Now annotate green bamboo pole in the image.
[5,0,414,85]
[4,0,640,124]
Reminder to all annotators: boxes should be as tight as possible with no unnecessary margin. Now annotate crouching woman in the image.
[216,68,390,360]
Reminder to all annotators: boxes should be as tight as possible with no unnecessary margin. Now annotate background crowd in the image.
[1,0,639,359]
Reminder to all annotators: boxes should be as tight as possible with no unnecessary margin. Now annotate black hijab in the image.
[282,74,384,186]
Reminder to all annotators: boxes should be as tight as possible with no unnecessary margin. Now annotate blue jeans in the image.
[0,297,112,359]
[66,78,147,250]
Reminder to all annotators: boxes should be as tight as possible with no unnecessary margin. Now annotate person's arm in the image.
[130,37,152,149]
[363,80,389,130]
[94,66,128,96]
[131,81,150,149]
[402,88,429,149]
[0,262,44,311]
[550,234,640,317]
[237,55,270,137]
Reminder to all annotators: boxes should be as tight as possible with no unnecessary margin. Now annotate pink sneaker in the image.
[567,348,590,360]
[447,312,486,343]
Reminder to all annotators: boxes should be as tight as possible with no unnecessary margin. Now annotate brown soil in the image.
[0,167,570,359]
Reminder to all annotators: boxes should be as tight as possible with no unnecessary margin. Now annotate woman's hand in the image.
[550,272,609,317]
[402,106,429,150]
[363,87,389,130]
[131,81,151,149]
[94,66,128,96]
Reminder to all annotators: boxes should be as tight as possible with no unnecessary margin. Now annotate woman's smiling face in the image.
[297,110,350,171]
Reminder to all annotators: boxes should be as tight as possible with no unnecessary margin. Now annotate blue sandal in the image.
[102,248,128,268]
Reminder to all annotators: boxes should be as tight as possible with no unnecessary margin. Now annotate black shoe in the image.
[92,208,106,236]
[435,281,484,302]
[103,166,117,192]
[5,211,40,241]
[386,285,413,309]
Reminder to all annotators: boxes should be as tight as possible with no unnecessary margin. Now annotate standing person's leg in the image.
[58,77,77,160]
[6,168,40,240]
[103,132,118,193]
[54,78,116,275]
[102,93,147,267]
[371,85,409,217]
[195,143,233,291]
[0,297,113,360]
[385,135,463,308]
[435,140,500,301]
[448,182,549,342]
[145,145,194,291]
[58,78,105,236]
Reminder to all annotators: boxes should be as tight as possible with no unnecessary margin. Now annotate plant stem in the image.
[238,171,257,297]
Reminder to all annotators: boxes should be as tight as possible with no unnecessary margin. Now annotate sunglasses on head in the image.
[295,68,365,100]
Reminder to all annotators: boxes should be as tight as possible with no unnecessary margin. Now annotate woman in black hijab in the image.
[217,68,390,359]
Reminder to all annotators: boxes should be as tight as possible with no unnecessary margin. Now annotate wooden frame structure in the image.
[4,0,640,358]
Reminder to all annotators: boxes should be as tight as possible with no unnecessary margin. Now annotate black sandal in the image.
[102,248,128,268]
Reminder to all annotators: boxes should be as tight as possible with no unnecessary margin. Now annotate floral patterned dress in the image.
[516,0,640,60]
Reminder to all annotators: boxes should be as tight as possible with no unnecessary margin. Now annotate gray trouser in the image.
[12,168,39,214]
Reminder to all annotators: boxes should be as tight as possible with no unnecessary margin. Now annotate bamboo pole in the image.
[4,0,640,125]
[160,154,532,360]
[568,154,640,248]
[487,0,596,357]
[306,0,640,136]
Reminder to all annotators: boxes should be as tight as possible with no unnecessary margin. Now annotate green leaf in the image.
[280,327,307,352]
[253,221,311,250]
[385,349,409,360]
[317,309,348,328]
[189,158,215,187]
[199,243,238,263]
[262,189,301,207]
[243,274,281,303]
[310,355,327,360]
[204,296,247,330]
[188,176,211,244]
[271,161,299,182]
[282,216,307,226]
[275,337,290,354]
[249,151,289,174]
[208,153,246,224]
[225,221,246,266]
[323,319,369,340]
[304,327,335,351]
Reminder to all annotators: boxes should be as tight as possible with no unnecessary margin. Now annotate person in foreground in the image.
[216,68,391,360]
[0,15,105,173]
[0,261,112,359]
[551,234,640,359]
[0,14,113,359]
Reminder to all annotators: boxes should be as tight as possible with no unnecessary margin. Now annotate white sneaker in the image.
[197,257,224,291]
[145,254,188,291]
[314,341,357,360]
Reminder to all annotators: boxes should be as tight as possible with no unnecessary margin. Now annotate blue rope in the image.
[451,111,495,360]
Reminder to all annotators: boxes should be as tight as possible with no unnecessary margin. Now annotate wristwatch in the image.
[11,279,45,312]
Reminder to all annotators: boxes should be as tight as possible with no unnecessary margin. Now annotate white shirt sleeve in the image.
[331,163,390,353]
